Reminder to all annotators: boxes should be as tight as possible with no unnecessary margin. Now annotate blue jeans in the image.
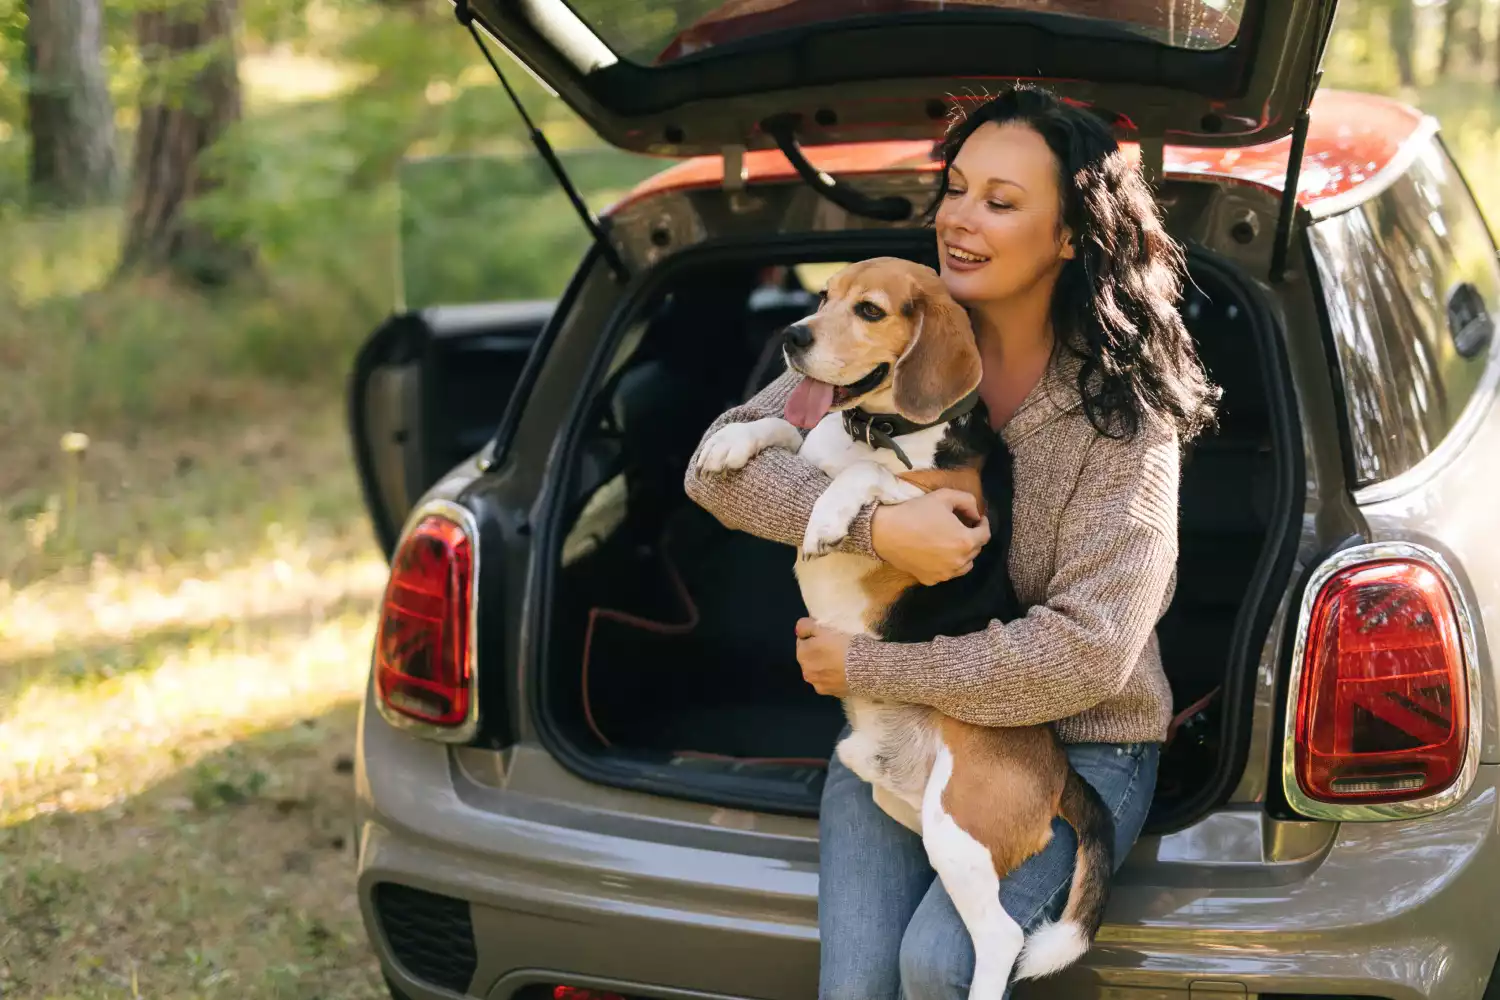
[817,737,1160,1000]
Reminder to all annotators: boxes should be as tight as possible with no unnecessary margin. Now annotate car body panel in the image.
[1353,364,1500,769]
[357,676,1500,1000]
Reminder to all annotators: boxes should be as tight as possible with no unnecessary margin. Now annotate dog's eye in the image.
[853,301,887,322]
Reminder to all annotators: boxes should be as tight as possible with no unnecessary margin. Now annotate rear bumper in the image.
[355,689,1500,1000]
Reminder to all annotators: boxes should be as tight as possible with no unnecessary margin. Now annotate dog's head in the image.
[781,257,982,429]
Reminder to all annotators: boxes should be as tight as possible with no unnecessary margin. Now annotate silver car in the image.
[348,0,1500,996]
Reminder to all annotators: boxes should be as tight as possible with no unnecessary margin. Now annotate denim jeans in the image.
[817,737,1160,1000]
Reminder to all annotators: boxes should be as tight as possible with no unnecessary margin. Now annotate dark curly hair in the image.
[929,85,1220,443]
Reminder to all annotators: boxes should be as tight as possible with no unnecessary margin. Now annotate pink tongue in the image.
[784,377,836,428]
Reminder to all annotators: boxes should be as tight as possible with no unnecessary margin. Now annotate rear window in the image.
[566,0,1246,66]
[1307,135,1499,490]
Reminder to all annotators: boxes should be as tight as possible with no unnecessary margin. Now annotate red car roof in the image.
[605,90,1429,220]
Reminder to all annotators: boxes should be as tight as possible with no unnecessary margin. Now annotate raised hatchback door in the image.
[455,0,1336,156]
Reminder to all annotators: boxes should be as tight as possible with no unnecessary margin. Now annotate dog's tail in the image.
[1015,768,1115,980]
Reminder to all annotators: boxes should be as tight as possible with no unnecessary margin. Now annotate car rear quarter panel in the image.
[1354,362,1500,766]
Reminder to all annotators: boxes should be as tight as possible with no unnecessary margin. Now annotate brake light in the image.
[1292,557,1469,807]
[375,508,476,734]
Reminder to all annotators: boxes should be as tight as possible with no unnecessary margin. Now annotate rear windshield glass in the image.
[565,0,1247,65]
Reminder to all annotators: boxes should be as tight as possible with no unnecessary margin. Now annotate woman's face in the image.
[934,121,1075,308]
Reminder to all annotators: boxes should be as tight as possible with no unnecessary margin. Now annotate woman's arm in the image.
[683,370,879,554]
[842,421,1180,728]
[685,369,992,576]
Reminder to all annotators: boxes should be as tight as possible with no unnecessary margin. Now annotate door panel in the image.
[350,300,554,555]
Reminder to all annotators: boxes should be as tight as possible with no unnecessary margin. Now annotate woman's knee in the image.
[897,899,974,1000]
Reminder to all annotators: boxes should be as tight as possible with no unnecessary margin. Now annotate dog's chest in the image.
[799,415,947,479]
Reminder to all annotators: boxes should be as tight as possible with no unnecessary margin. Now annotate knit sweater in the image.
[682,353,1179,745]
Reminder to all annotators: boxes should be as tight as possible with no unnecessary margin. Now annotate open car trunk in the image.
[539,243,1296,831]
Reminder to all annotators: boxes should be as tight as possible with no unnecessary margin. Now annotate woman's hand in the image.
[871,488,990,585]
[795,618,852,697]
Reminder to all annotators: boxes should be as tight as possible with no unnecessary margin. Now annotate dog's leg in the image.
[695,417,803,474]
[922,742,1024,1000]
[803,462,922,557]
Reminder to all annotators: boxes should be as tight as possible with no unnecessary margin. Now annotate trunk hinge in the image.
[455,0,630,284]
[1270,0,1339,283]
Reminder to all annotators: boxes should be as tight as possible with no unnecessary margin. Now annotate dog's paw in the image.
[802,498,856,557]
[696,418,800,474]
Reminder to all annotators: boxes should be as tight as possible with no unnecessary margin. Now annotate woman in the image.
[684,85,1218,999]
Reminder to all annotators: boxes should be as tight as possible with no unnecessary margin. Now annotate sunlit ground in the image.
[0,406,390,999]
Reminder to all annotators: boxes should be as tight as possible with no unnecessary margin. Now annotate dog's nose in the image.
[784,323,813,351]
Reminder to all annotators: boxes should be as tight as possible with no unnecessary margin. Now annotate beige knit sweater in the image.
[683,352,1179,745]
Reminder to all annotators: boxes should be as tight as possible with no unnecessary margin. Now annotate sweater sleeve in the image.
[843,420,1179,728]
[683,370,878,557]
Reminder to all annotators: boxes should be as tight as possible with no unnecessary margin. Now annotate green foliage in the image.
[396,148,663,308]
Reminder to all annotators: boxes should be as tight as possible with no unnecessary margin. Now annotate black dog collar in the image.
[842,391,981,469]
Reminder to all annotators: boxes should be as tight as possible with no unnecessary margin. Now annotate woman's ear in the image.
[891,278,983,424]
[1060,226,1076,261]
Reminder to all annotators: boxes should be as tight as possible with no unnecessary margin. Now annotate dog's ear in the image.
[892,278,982,424]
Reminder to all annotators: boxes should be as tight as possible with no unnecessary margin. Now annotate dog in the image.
[695,257,1114,996]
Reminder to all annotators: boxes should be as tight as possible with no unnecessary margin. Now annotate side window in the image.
[1307,136,1499,489]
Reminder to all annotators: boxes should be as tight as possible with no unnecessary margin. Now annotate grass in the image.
[0,396,390,999]
[0,121,393,998]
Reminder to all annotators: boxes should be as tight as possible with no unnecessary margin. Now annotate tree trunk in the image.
[1439,0,1461,75]
[1390,0,1417,88]
[24,0,118,207]
[119,0,252,286]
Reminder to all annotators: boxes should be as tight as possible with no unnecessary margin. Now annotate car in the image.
[346,0,1500,997]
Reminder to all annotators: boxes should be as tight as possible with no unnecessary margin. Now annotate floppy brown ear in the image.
[892,279,983,424]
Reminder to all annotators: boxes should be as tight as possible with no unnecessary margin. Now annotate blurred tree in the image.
[1439,0,1461,74]
[1390,0,1416,86]
[24,0,117,206]
[118,0,252,285]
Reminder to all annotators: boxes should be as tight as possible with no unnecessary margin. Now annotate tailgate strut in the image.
[455,0,630,283]
[1270,0,1339,283]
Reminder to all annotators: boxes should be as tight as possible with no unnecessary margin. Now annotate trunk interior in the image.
[540,243,1289,827]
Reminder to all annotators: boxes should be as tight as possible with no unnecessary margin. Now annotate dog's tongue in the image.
[784,376,836,428]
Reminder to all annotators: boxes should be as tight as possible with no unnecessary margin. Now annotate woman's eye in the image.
[854,301,887,322]
[987,200,1012,211]
[944,188,965,199]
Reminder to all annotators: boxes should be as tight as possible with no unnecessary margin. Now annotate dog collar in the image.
[842,391,982,469]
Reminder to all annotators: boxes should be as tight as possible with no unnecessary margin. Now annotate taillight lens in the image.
[375,512,475,731]
[552,988,626,1000]
[1294,558,1468,805]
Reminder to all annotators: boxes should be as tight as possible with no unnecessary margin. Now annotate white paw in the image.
[803,493,861,557]
[696,418,800,474]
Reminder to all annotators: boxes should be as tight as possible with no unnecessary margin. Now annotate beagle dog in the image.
[695,257,1113,995]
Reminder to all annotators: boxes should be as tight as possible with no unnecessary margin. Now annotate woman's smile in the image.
[943,245,991,271]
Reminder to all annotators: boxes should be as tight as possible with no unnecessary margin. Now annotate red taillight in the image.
[552,988,626,1000]
[375,512,475,730]
[1293,558,1469,805]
